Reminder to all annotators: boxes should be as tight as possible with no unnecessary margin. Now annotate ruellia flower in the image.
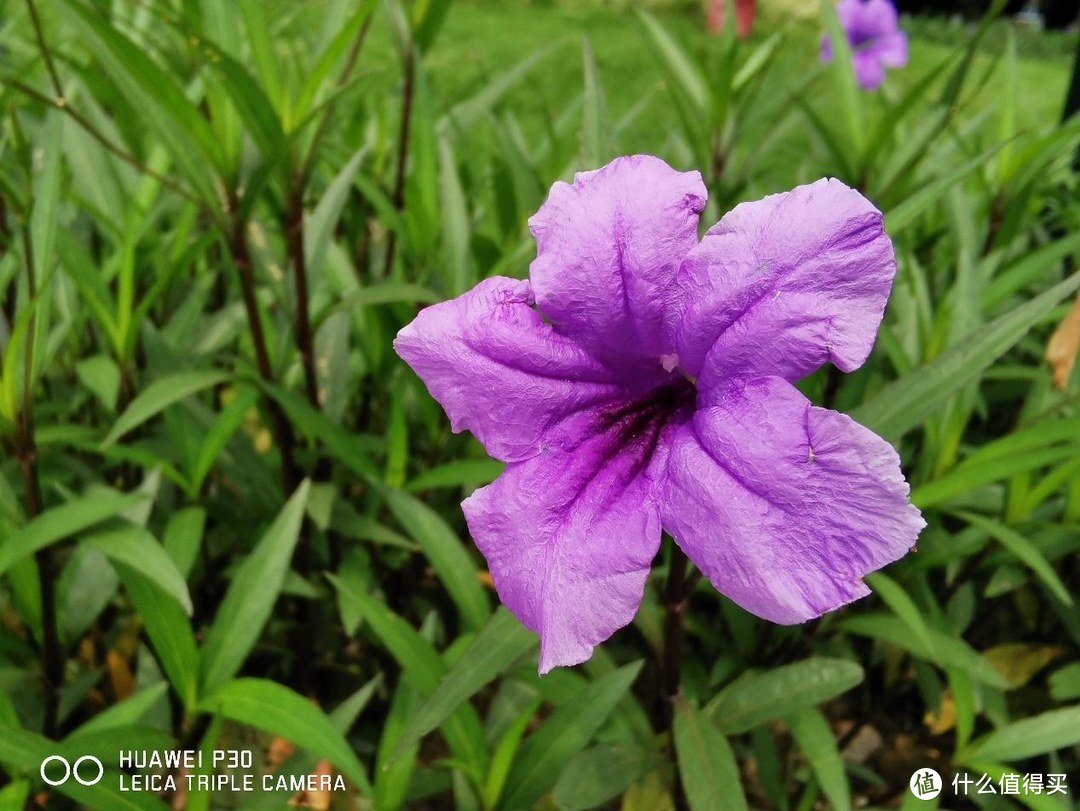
[395,155,924,673]
[821,0,908,91]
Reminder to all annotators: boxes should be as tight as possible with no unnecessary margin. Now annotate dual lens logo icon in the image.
[40,755,104,787]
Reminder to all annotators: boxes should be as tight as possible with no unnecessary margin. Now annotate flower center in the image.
[594,378,696,473]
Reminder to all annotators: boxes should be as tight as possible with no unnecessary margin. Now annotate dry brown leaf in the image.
[1045,292,1080,389]
[267,736,297,768]
[289,760,334,810]
[107,649,135,700]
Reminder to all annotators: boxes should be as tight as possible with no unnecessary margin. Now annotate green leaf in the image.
[200,480,311,694]
[637,11,709,161]
[705,658,864,734]
[1048,663,1080,701]
[674,697,748,811]
[885,142,1005,233]
[69,683,169,736]
[113,561,199,709]
[327,574,487,778]
[439,42,565,137]
[0,728,169,811]
[60,0,222,204]
[101,369,228,448]
[84,526,193,615]
[958,705,1080,764]
[382,488,490,630]
[393,607,535,759]
[201,678,371,795]
[866,573,936,656]
[500,661,643,810]
[787,708,850,811]
[0,492,146,579]
[851,272,1080,441]
[952,511,1072,606]
[819,0,864,156]
[190,385,259,493]
[552,744,659,811]
[405,458,504,492]
[580,36,609,167]
[306,146,367,279]
[841,614,1008,689]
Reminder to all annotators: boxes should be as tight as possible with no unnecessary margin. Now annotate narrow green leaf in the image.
[953,511,1072,606]
[820,0,863,156]
[84,527,193,615]
[60,0,222,203]
[885,142,1005,233]
[706,658,864,734]
[405,458,504,492]
[327,574,487,778]
[552,744,657,811]
[382,488,490,630]
[787,708,850,811]
[114,561,199,709]
[0,728,169,810]
[841,614,1008,688]
[69,684,169,736]
[101,369,228,448]
[393,607,535,759]
[306,146,367,278]
[501,661,643,810]
[851,273,1080,441]
[0,492,146,579]
[866,573,936,656]
[201,678,371,795]
[675,697,748,811]
[959,705,1080,764]
[580,36,609,167]
[200,480,311,694]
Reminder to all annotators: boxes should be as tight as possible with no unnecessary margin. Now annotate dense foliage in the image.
[1,0,1078,809]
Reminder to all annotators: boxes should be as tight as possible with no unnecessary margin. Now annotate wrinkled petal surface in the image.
[676,178,895,386]
[395,276,634,463]
[463,420,670,672]
[661,376,924,624]
[529,155,708,365]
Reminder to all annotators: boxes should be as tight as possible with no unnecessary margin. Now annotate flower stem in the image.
[661,541,693,810]
[661,541,690,723]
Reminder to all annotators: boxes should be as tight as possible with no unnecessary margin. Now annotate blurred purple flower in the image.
[395,155,924,673]
[822,0,909,90]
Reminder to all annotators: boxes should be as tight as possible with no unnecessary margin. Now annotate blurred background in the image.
[1,0,1079,809]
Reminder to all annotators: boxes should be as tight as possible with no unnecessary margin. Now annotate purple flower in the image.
[395,155,924,673]
[822,0,908,91]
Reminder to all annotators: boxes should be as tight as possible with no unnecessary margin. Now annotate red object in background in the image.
[707,0,758,38]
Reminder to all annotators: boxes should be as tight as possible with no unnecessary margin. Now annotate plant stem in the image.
[382,45,416,278]
[227,209,300,494]
[661,541,693,811]
[15,217,62,738]
[285,179,321,410]
[661,542,690,726]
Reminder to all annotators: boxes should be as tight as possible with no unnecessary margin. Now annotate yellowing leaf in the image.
[924,689,956,735]
[983,643,1065,688]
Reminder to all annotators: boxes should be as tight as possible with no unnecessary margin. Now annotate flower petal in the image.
[675,178,896,384]
[662,376,923,624]
[867,31,908,68]
[463,424,667,672]
[395,276,634,463]
[529,155,708,365]
[853,50,887,90]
